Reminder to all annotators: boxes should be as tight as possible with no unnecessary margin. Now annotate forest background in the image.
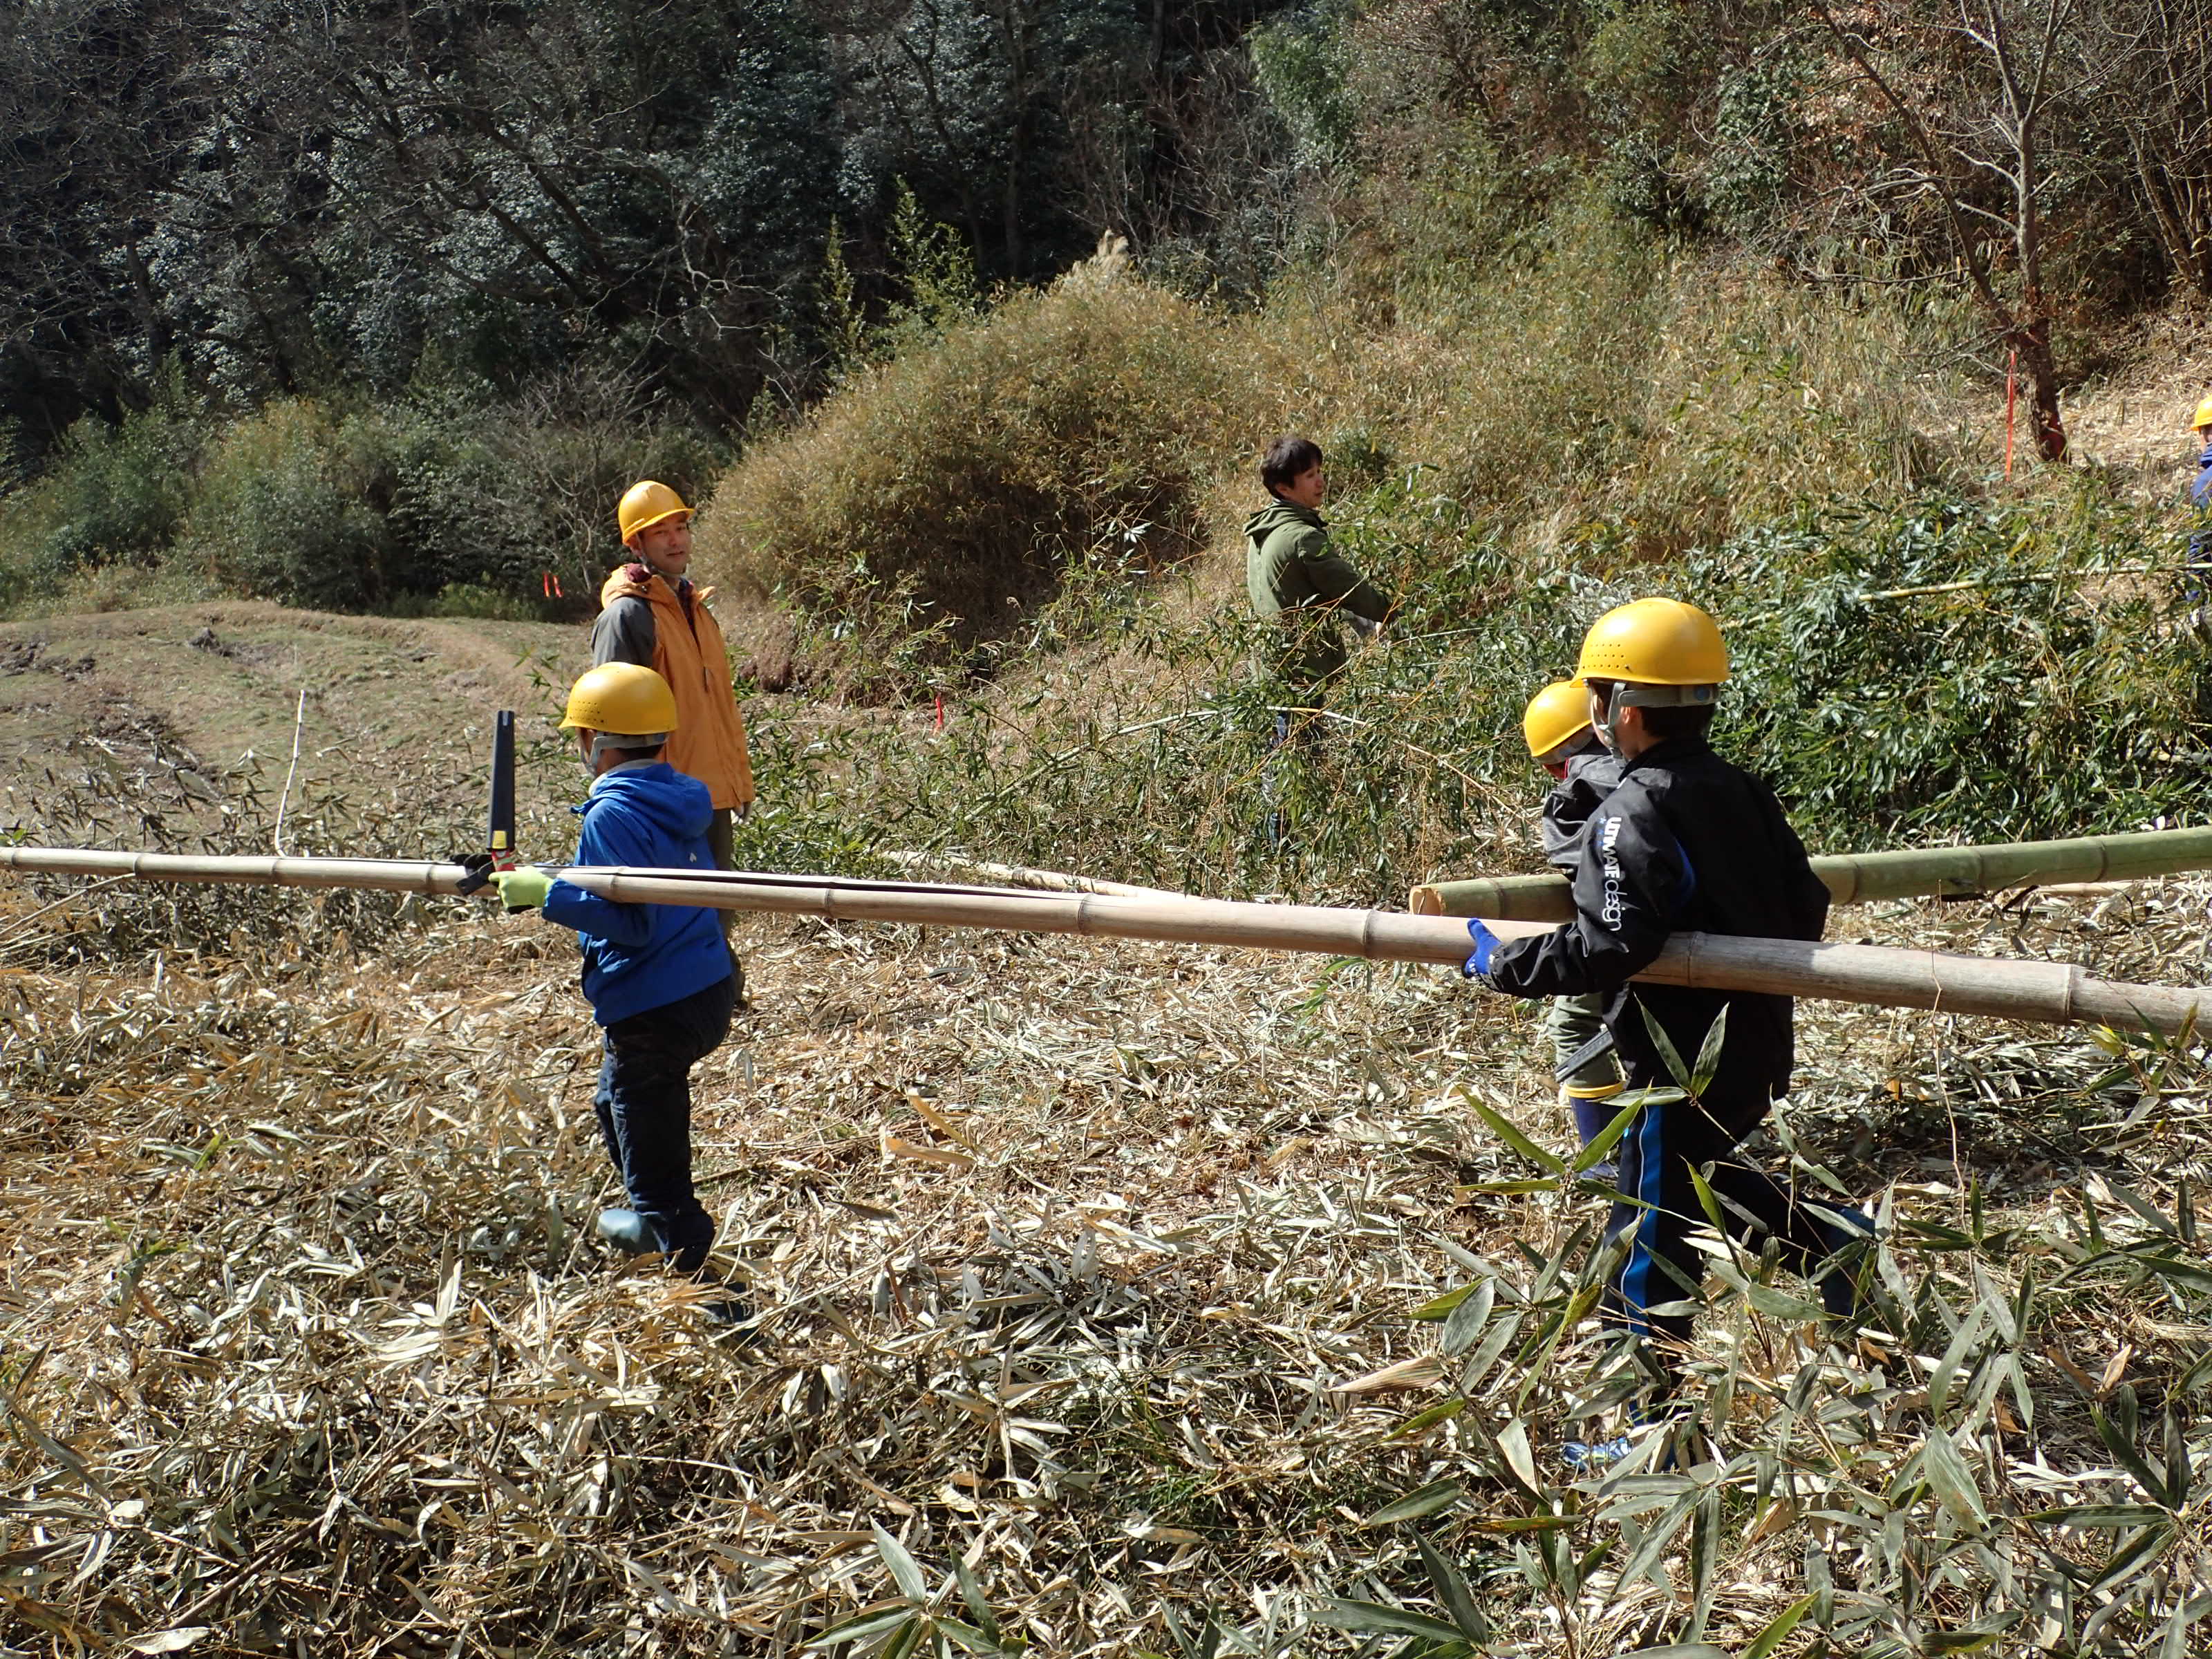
[1,0,2207,603]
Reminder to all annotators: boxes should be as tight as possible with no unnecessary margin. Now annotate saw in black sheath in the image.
[456,709,517,894]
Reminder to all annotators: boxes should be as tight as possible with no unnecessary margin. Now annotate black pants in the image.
[706,808,736,940]
[1607,1071,1862,1350]
[592,975,736,1272]
[705,809,748,1001]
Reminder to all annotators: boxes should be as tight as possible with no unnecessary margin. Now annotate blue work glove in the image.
[1463,917,1501,980]
[489,867,553,913]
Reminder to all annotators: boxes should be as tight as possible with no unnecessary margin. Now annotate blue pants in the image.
[1608,1080,1865,1351]
[592,975,736,1273]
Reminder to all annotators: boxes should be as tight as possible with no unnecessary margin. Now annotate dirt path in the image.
[0,601,584,774]
[0,602,597,857]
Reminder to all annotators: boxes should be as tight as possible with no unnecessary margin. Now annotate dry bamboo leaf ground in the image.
[5,861,2212,1657]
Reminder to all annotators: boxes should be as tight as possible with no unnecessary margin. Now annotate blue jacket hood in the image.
[581,762,715,847]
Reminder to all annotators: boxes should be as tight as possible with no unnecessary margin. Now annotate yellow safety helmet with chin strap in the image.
[1523,678,1594,763]
[2193,395,2212,433]
[561,663,679,756]
[617,480,691,543]
[1576,599,1727,749]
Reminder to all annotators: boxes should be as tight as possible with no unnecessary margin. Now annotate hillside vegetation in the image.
[8,1,2212,1656]
[697,208,1974,678]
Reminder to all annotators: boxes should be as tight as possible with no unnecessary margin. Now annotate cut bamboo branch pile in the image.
[6,845,2205,1036]
[1409,825,2212,921]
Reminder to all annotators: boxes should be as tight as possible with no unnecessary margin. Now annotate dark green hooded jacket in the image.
[1243,499,1391,690]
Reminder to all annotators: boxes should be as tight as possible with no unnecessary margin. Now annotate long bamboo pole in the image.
[1409,825,2212,921]
[7,845,2194,1035]
[0,847,1066,904]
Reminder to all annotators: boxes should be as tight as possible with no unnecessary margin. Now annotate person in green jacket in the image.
[1244,435,1393,844]
[1244,435,1393,706]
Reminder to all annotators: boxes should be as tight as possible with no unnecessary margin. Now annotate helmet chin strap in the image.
[1590,681,1720,751]
[590,731,668,762]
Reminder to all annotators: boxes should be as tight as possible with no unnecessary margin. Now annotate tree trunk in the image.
[2129,139,2212,301]
[124,237,169,373]
[2011,315,2067,463]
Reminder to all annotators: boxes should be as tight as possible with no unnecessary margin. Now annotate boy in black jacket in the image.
[1466,601,1864,1453]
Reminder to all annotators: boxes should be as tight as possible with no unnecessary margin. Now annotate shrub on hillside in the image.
[1705,493,2200,841]
[693,268,1285,687]
[188,400,400,610]
[1228,202,1969,579]
[153,377,724,617]
[0,382,205,592]
[384,370,726,612]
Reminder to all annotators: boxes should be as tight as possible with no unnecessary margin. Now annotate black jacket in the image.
[1488,735,1828,1113]
[1537,744,1622,871]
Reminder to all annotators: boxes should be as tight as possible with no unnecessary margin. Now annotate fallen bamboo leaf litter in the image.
[1,838,2211,1650]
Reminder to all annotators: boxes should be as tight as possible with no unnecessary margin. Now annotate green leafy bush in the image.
[736,486,2211,906]
[378,376,725,615]
[0,374,727,619]
[187,400,399,610]
[1705,491,2204,841]
[695,268,1284,687]
[0,379,206,591]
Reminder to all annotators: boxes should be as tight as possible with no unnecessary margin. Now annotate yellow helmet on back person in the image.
[1576,597,1728,693]
[2193,395,2212,433]
[1523,679,1594,762]
[561,662,679,743]
[617,480,691,544]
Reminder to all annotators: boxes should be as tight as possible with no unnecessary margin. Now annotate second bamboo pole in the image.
[1409,825,2212,921]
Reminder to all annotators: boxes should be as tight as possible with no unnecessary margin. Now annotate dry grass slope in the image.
[695,211,1986,695]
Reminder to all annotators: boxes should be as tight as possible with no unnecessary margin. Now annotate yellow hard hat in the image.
[561,662,679,738]
[1523,679,1593,761]
[617,480,691,543]
[2193,395,2212,432]
[1576,598,1729,687]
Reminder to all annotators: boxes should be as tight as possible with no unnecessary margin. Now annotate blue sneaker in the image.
[594,1208,655,1254]
[1560,1434,1634,1472]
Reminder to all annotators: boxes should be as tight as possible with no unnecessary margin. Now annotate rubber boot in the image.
[1568,1093,1621,1186]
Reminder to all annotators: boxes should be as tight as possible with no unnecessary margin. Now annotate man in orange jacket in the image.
[592,481,756,895]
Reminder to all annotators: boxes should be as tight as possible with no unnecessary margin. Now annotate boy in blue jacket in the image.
[491,663,738,1283]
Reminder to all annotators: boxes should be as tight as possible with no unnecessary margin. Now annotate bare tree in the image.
[1811,0,2091,462]
[2076,0,2212,299]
